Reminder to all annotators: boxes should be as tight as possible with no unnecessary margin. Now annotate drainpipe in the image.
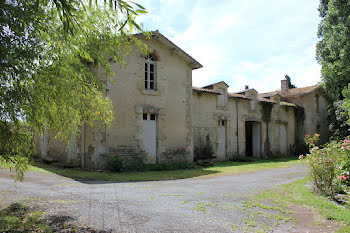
[235,99,239,156]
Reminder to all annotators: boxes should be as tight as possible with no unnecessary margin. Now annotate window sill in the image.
[141,89,160,96]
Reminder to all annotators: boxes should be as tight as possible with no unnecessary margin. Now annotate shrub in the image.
[109,155,125,172]
[300,134,350,197]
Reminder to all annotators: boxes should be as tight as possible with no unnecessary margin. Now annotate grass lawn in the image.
[255,178,350,233]
[1,157,298,182]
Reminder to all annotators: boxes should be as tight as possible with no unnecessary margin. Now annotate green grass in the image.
[0,157,298,182]
[0,203,52,233]
[255,178,350,232]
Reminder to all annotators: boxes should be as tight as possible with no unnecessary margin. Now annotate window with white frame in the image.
[145,54,156,90]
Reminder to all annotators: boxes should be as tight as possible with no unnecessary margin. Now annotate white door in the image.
[280,124,287,155]
[217,120,226,160]
[252,122,261,157]
[143,113,157,163]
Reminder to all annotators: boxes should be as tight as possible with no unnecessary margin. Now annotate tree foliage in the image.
[316,0,350,139]
[0,0,148,180]
[316,0,350,100]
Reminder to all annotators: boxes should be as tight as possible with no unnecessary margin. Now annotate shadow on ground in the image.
[0,202,112,233]
[32,162,220,184]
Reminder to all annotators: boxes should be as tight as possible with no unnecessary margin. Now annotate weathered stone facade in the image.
[37,31,329,168]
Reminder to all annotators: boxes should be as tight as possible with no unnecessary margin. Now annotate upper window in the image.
[145,54,156,90]
[217,88,226,108]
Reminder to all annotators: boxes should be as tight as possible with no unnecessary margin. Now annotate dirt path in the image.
[0,164,338,232]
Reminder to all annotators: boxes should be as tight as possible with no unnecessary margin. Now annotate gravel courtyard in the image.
[0,164,337,232]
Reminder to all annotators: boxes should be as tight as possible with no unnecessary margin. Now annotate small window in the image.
[218,120,225,126]
[145,54,156,91]
[316,95,319,113]
[217,89,226,108]
[143,113,147,120]
[150,114,156,121]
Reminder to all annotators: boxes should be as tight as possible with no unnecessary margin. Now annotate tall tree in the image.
[316,0,350,100]
[0,0,148,179]
[316,0,350,139]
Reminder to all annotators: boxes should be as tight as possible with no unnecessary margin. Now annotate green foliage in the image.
[108,150,195,172]
[316,0,350,101]
[316,0,350,139]
[194,134,214,160]
[109,155,125,172]
[0,1,148,179]
[328,100,350,140]
[301,134,350,197]
[0,203,52,233]
[260,102,273,123]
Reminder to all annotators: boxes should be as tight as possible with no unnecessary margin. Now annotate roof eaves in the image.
[135,31,203,70]
[192,87,220,95]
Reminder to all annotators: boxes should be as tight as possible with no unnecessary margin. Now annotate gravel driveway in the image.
[1,165,321,232]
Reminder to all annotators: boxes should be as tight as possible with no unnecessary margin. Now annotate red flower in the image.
[181,147,185,150]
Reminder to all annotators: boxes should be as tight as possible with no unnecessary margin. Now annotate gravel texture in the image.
[0,164,337,232]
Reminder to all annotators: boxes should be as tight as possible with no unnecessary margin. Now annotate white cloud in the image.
[139,0,322,93]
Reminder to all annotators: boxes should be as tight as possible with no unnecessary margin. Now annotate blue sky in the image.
[137,0,321,93]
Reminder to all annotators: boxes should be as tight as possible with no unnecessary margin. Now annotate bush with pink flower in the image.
[300,134,350,197]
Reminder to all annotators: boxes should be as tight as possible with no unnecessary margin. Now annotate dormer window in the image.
[145,54,156,90]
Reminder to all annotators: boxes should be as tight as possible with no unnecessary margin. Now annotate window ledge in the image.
[141,89,160,96]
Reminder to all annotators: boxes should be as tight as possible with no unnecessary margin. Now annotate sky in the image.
[137,0,322,93]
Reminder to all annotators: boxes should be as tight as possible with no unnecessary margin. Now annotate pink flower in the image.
[312,157,317,161]
[338,176,343,179]
[181,147,185,150]
[299,155,304,160]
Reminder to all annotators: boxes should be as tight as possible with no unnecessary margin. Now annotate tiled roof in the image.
[258,97,296,107]
[258,97,275,103]
[192,87,220,94]
[259,84,321,98]
[228,93,252,99]
[134,30,202,70]
[202,81,229,88]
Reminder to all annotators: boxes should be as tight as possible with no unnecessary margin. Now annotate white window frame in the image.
[145,55,156,91]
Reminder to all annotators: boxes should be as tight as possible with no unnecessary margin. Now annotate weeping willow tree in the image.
[0,0,148,180]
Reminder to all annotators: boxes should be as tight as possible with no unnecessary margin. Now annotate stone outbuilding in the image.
[37,31,329,168]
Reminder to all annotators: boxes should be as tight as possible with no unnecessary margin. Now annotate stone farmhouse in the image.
[37,31,329,169]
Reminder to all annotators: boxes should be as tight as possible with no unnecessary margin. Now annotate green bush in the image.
[109,155,125,172]
[301,134,350,197]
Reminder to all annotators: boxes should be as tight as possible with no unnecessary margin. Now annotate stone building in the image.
[37,31,329,168]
